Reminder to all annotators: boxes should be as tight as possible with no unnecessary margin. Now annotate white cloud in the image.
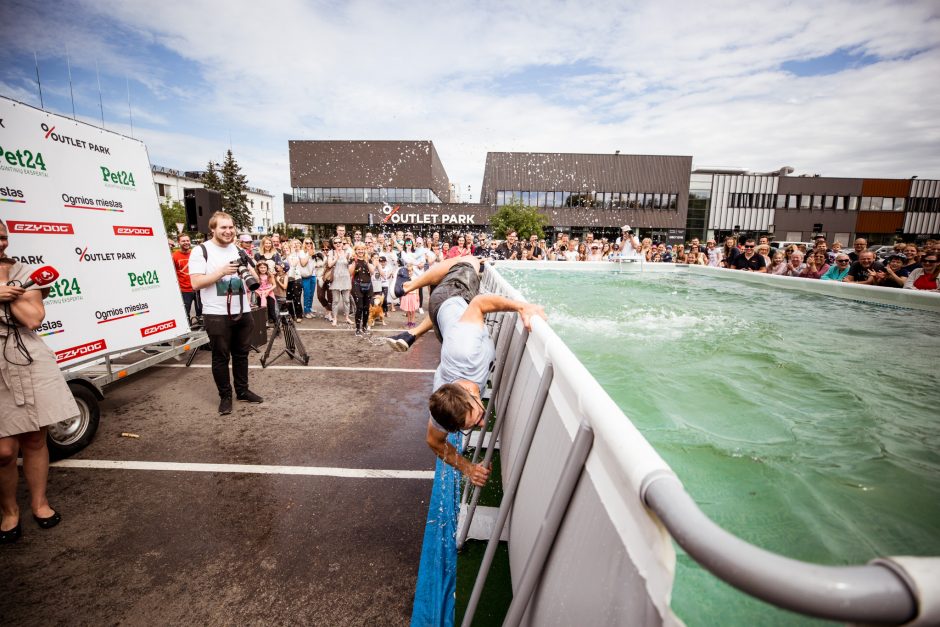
[3,0,939,223]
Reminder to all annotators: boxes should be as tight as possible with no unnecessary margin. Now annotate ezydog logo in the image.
[141,319,176,338]
[0,185,25,203]
[55,339,107,364]
[37,319,65,337]
[8,220,74,234]
[113,225,153,237]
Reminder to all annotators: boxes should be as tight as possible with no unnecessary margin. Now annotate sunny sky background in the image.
[1,0,938,223]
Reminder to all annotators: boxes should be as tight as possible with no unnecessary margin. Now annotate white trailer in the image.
[0,95,207,456]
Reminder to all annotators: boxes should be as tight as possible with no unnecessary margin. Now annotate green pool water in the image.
[500,268,940,626]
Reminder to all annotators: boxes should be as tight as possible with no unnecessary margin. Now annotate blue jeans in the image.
[302,276,316,314]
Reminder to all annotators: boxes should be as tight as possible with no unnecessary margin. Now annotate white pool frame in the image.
[459,260,939,626]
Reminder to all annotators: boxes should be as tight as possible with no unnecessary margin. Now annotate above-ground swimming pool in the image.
[498,265,940,626]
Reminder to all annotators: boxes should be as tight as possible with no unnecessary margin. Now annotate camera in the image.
[235,250,259,292]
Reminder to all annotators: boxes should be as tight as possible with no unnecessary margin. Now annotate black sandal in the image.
[33,510,61,529]
[0,521,22,544]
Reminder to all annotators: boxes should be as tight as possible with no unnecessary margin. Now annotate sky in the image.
[1,0,938,224]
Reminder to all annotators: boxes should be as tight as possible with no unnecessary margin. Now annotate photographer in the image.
[616,225,642,260]
[189,212,263,415]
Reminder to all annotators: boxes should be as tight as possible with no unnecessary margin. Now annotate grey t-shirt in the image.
[430,297,496,431]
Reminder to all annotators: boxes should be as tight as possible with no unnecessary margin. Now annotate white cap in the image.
[621,225,632,232]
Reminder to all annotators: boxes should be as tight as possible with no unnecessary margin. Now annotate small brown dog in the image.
[367,294,386,328]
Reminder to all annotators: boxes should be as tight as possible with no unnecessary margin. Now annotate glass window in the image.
[537,191,546,207]
[799,194,811,209]
[834,196,844,210]
[557,191,569,207]
[652,194,661,209]
[848,196,858,210]
[823,195,833,209]
[787,194,798,209]
[669,194,677,209]
[881,197,893,211]
[646,194,655,209]
[894,197,905,211]
[811,195,822,210]
[496,191,505,206]
[774,194,786,209]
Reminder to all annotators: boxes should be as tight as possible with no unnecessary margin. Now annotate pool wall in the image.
[478,268,682,626]
[468,261,939,625]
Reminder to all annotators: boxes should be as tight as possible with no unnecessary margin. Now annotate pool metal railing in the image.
[457,261,939,626]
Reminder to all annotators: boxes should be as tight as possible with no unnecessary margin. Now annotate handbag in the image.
[323,264,334,283]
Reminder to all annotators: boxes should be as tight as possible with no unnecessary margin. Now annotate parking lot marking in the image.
[158,364,435,373]
[49,459,435,479]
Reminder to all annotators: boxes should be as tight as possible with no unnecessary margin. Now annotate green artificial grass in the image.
[455,540,513,626]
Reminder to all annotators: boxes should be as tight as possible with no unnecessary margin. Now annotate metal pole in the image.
[65,45,76,120]
[95,60,105,128]
[34,52,44,109]
[502,423,594,627]
[461,363,554,627]
[642,475,918,624]
[126,76,134,137]
[457,326,529,550]
[461,313,513,506]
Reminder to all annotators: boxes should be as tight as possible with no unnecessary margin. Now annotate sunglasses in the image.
[923,259,938,264]
[744,245,755,249]
[836,259,850,263]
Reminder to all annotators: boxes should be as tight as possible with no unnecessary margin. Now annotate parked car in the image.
[869,245,896,260]
[773,241,815,252]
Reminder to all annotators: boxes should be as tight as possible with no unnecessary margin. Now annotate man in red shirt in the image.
[172,234,200,320]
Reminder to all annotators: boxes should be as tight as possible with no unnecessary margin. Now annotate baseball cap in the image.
[621,225,632,232]
[239,234,252,242]
[886,253,907,262]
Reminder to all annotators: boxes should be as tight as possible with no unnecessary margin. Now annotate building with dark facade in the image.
[689,169,940,245]
[284,140,939,245]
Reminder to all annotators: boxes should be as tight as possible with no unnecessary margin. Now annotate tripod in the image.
[260,299,309,367]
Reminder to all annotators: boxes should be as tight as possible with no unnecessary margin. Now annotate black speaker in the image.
[248,307,268,350]
[184,188,223,234]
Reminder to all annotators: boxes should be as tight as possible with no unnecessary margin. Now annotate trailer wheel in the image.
[47,384,100,459]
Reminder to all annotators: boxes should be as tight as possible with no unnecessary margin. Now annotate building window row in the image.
[496,190,679,210]
[292,187,442,204]
[729,193,909,212]
[907,197,940,213]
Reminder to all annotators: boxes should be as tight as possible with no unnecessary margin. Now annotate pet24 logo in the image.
[47,277,83,300]
[0,144,47,171]
[100,166,135,187]
[128,269,160,288]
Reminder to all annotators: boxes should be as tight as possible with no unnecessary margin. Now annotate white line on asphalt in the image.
[49,459,435,480]
[293,328,404,332]
[158,364,435,373]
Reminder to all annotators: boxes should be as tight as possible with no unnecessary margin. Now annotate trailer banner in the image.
[0,96,190,364]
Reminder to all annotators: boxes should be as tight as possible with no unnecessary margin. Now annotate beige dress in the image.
[0,261,80,437]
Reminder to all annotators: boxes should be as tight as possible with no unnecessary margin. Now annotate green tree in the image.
[160,199,186,238]
[489,200,549,240]
[271,222,305,240]
[219,149,252,231]
[201,160,222,191]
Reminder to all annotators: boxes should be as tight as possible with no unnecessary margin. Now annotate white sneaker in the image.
[418,307,425,314]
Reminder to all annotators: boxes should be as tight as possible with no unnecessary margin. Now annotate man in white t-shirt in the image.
[616,225,641,260]
[386,256,545,486]
[189,211,263,415]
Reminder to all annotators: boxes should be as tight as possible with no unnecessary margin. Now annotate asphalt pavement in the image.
[1,316,441,626]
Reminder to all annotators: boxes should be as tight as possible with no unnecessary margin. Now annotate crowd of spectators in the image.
[170,227,940,333]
